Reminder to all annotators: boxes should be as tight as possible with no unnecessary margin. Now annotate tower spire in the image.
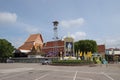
[52,21,59,56]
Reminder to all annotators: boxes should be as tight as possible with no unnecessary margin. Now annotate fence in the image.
[11,57,59,63]
[0,58,7,63]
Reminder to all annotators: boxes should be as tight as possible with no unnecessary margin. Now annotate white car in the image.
[6,59,14,63]
[41,59,51,65]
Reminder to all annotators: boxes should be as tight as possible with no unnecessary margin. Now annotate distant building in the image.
[42,40,64,57]
[42,36,74,57]
[106,48,120,62]
[14,34,43,58]
[97,44,106,57]
[106,48,120,55]
[43,40,106,57]
[14,33,106,59]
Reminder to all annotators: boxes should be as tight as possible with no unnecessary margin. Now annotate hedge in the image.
[51,60,94,66]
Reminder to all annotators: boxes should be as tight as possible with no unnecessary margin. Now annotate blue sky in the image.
[0,0,120,48]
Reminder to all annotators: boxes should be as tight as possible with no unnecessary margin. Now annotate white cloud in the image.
[0,12,17,24]
[12,38,25,48]
[26,27,39,33]
[60,18,85,28]
[105,39,120,48]
[71,32,86,41]
[17,22,39,33]
[96,37,120,48]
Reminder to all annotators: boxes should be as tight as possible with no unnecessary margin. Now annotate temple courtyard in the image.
[0,63,120,80]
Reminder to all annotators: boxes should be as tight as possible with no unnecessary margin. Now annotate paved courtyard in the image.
[0,63,120,80]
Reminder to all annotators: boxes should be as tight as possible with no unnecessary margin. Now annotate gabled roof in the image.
[25,33,43,43]
[18,33,43,51]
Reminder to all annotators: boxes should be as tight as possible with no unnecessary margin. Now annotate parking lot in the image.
[0,63,120,80]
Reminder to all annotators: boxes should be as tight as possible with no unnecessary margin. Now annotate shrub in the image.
[52,60,94,66]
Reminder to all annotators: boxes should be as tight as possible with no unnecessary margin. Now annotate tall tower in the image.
[53,21,59,56]
[53,21,59,40]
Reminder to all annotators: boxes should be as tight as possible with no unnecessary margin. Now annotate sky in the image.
[0,0,120,48]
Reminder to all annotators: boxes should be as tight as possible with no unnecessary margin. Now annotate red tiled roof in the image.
[43,40,64,47]
[19,33,43,51]
[19,42,33,50]
[26,34,43,43]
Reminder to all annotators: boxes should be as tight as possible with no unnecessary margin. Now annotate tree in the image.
[74,42,79,53]
[74,39,97,55]
[0,39,14,60]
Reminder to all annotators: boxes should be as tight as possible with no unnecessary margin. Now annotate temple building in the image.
[42,36,75,57]
[14,34,43,58]
[14,33,106,59]
[42,40,64,57]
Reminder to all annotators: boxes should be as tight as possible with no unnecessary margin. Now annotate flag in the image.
[84,52,87,60]
[87,51,92,57]
[80,52,82,57]
[89,51,92,58]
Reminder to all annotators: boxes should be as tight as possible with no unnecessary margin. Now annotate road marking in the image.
[0,68,34,73]
[0,68,34,80]
[77,77,93,80]
[35,74,49,80]
[73,71,77,80]
[0,71,28,80]
[0,73,9,77]
[48,69,102,75]
[102,72,114,80]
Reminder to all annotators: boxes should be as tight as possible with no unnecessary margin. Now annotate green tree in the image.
[74,42,79,54]
[74,39,97,55]
[0,39,14,59]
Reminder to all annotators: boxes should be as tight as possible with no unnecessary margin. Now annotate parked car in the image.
[41,58,51,65]
[6,59,14,63]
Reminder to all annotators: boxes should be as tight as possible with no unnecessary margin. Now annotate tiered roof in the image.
[25,34,43,43]
[18,34,43,53]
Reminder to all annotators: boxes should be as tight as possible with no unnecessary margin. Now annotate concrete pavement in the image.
[0,63,120,80]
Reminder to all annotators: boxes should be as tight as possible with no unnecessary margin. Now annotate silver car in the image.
[41,59,51,65]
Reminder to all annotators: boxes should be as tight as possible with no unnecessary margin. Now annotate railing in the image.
[10,57,59,63]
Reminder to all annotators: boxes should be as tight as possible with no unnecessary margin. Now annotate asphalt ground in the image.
[0,63,120,80]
